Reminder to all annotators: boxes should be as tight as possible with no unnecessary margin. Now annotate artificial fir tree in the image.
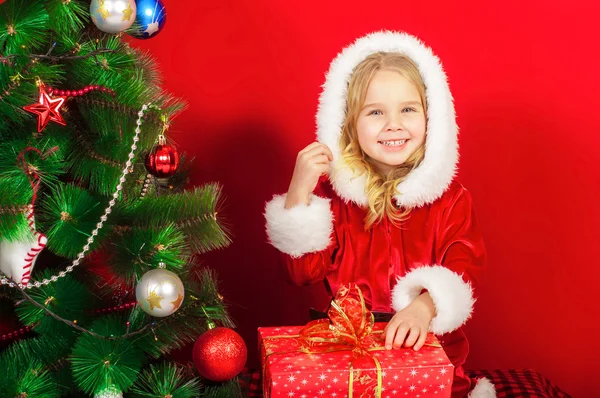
[0,1,246,397]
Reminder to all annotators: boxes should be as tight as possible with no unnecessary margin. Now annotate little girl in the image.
[265,31,495,398]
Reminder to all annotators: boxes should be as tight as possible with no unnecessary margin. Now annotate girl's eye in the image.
[402,108,416,113]
[368,110,382,116]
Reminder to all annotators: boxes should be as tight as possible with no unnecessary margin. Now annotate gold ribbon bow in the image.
[297,284,384,396]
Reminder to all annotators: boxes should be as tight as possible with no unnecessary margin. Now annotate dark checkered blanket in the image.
[239,368,571,397]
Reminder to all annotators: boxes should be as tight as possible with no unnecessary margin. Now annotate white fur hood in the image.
[316,31,459,208]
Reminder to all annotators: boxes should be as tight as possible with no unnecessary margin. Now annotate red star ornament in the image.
[23,86,67,132]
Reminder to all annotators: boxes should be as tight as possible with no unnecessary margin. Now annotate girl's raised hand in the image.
[285,142,333,209]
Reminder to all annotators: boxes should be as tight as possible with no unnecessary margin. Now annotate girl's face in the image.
[356,69,426,175]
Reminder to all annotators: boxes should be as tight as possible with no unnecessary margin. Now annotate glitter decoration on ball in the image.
[193,326,248,382]
[129,0,167,39]
[145,135,180,178]
[136,267,185,317]
[94,385,123,398]
[90,0,137,34]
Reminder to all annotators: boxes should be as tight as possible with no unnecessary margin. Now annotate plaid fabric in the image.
[469,369,571,398]
[239,368,572,397]
[238,369,262,397]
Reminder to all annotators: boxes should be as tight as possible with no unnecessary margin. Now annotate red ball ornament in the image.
[145,139,180,178]
[193,327,247,382]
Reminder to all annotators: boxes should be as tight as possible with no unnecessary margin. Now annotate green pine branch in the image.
[129,362,201,398]
[0,0,50,58]
[109,223,189,283]
[46,0,89,41]
[119,184,232,253]
[14,270,96,335]
[201,378,244,398]
[71,317,145,395]
[0,136,66,242]
[38,183,111,258]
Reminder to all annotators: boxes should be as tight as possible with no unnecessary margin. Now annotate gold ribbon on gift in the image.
[261,284,442,397]
[299,285,384,396]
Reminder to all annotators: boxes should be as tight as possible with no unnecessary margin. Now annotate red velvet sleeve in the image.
[265,178,338,286]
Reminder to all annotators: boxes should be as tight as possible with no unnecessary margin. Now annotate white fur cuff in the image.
[391,265,474,334]
[469,377,497,398]
[265,194,334,258]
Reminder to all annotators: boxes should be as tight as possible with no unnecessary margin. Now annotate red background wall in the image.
[131,1,600,396]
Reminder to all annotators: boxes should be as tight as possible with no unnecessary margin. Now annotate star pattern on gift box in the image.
[260,325,454,398]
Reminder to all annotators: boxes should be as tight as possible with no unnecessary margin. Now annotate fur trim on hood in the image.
[316,31,458,208]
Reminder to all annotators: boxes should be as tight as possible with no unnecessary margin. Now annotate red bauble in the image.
[145,144,180,177]
[192,327,247,382]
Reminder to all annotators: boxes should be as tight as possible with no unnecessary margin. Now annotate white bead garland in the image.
[140,173,153,199]
[11,103,159,290]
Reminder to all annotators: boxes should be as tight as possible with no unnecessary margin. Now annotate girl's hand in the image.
[285,142,333,209]
[382,292,436,351]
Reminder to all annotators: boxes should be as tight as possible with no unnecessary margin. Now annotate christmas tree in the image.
[0,1,247,397]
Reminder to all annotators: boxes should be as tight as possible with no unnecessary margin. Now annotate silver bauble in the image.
[136,268,185,317]
[90,0,137,34]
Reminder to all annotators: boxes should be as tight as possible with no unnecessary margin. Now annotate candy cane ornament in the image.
[0,205,47,285]
[0,147,48,285]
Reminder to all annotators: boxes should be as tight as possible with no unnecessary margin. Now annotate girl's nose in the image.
[385,116,403,131]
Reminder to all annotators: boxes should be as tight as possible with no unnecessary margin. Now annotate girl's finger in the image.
[414,327,428,351]
[310,154,332,164]
[298,142,323,156]
[403,326,420,348]
[393,325,409,349]
[384,321,399,350]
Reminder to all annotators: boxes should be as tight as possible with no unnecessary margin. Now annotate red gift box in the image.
[258,285,454,397]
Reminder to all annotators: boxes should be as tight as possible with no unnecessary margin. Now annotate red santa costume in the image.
[264,31,496,398]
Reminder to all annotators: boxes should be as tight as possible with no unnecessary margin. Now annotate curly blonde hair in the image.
[339,52,428,229]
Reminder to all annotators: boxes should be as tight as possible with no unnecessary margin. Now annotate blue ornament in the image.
[129,0,167,39]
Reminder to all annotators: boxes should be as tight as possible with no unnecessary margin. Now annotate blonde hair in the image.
[340,52,427,229]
